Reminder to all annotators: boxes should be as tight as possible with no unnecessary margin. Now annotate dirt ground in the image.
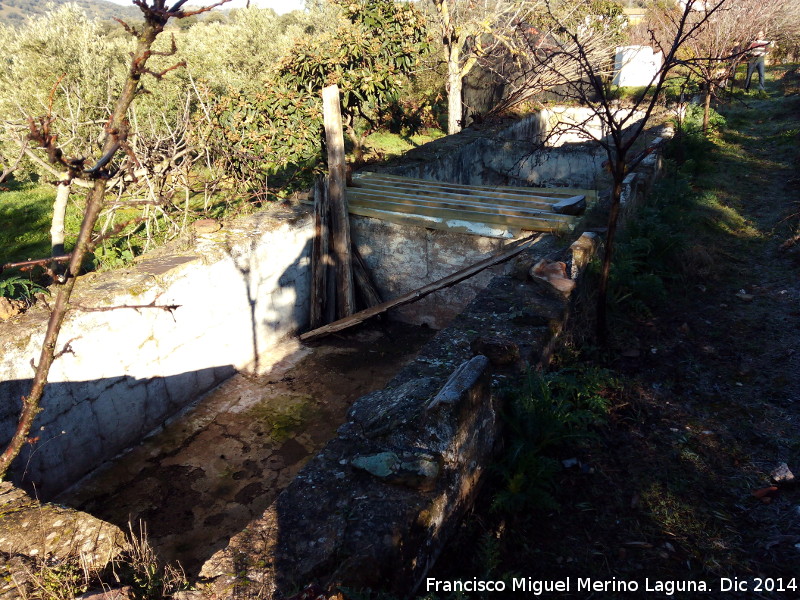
[59,322,433,575]
[430,71,800,599]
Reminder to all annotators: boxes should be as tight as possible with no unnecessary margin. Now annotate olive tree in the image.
[0,0,230,481]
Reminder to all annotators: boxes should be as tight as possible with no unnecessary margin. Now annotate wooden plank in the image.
[352,176,565,205]
[298,198,525,237]
[309,176,329,329]
[347,192,575,230]
[348,204,570,234]
[358,171,598,201]
[348,206,525,237]
[347,189,575,224]
[322,84,355,319]
[300,234,543,342]
[357,171,598,202]
[350,179,563,210]
[353,176,569,205]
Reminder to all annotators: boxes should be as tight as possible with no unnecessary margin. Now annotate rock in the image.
[552,194,586,216]
[339,378,438,439]
[284,584,328,600]
[351,450,441,490]
[0,482,127,571]
[426,355,489,410]
[770,462,795,486]
[172,591,207,600]
[470,336,520,366]
[351,452,399,478]
[510,255,538,281]
[78,587,134,600]
[0,297,24,321]
[0,554,34,600]
[191,219,221,234]
[569,232,600,278]
[530,259,576,296]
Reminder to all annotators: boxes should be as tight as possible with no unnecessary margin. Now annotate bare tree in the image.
[643,0,790,133]
[0,0,229,481]
[430,0,531,134]
[517,0,732,343]
[483,7,623,118]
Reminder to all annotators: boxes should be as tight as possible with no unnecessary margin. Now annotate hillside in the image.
[0,0,140,26]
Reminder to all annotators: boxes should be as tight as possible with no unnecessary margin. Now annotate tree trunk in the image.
[596,170,625,345]
[0,6,173,481]
[51,179,70,257]
[702,85,712,135]
[447,44,463,135]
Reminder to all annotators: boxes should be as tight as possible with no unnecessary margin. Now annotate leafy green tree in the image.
[0,4,131,162]
[274,0,430,157]
[202,0,430,191]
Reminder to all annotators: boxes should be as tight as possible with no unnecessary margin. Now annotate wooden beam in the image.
[356,171,598,202]
[323,84,355,319]
[347,190,575,226]
[350,180,562,210]
[300,234,543,342]
[298,197,525,237]
[345,206,526,237]
[309,176,329,329]
[353,176,567,206]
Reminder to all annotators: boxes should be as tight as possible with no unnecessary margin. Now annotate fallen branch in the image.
[0,255,71,275]
[300,234,542,342]
[71,300,180,315]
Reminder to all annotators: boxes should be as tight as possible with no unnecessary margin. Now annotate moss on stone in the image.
[247,393,313,443]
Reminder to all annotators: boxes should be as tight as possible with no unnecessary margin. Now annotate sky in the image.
[99,0,305,15]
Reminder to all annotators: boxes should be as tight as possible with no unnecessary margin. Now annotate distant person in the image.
[745,31,771,91]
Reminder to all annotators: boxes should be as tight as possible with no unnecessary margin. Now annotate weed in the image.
[492,367,619,513]
[5,521,190,600]
[92,244,135,271]
[112,522,189,600]
[0,274,49,300]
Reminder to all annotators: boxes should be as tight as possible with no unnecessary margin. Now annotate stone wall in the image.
[351,217,535,328]
[373,107,643,190]
[0,207,314,497]
[200,231,600,599]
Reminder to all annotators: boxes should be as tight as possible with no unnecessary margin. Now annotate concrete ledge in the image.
[0,207,314,497]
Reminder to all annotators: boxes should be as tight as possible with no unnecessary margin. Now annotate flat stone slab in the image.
[0,481,126,574]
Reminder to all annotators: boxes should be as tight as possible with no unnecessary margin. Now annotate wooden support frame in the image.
[322,84,355,319]
[300,234,543,342]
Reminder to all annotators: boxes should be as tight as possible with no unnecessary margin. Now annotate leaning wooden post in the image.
[322,84,355,319]
[309,176,330,329]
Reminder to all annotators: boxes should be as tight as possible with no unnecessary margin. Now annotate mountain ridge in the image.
[0,0,141,27]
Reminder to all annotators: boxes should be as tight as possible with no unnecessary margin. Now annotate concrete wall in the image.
[351,217,522,329]
[374,108,642,190]
[348,108,647,326]
[0,208,314,496]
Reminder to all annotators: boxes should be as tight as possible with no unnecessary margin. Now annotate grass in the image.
[0,182,75,265]
[362,128,445,162]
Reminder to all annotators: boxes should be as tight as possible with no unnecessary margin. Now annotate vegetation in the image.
[4,523,189,600]
[0,0,140,26]
[429,67,800,599]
